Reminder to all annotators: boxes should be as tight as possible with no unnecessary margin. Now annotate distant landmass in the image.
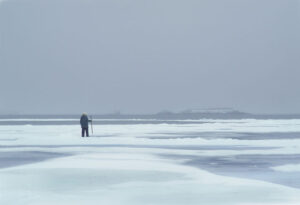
[1,108,300,119]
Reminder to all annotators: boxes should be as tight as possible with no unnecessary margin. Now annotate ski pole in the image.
[91,115,94,134]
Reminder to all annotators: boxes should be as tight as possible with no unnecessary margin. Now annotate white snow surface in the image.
[1,119,300,204]
[272,164,300,172]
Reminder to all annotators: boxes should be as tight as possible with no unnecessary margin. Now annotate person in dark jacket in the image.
[80,113,91,137]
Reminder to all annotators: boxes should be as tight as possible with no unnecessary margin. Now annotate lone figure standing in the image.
[80,113,91,137]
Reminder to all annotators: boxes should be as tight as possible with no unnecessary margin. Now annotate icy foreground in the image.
[1,119,300,204]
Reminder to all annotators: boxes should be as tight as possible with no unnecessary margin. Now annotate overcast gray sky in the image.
[0,0,299,114]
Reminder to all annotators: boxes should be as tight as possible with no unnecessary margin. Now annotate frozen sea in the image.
[1,118,300,204]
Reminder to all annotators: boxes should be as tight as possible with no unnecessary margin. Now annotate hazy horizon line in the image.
[1,110,300,116]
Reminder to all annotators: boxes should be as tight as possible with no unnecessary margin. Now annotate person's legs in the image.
[82,128,85,137]
[86,128,89,137]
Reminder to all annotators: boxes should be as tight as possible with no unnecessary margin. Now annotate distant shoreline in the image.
[1,111,300,120]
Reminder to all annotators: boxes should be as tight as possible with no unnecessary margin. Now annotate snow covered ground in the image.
[1,119,300,204]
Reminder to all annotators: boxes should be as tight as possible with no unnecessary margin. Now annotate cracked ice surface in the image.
[1,119,300,204]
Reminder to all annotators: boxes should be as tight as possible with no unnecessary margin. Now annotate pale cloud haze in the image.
[0,0,299,114]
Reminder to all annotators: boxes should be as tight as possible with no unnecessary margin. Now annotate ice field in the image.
[1,119,300,204]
